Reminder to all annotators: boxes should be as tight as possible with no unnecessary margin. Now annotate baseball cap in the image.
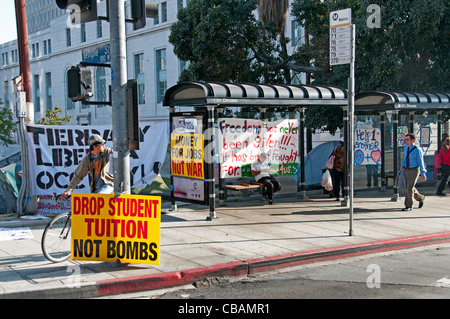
[88,134,106,147]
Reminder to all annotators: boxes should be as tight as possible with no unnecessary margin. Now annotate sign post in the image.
[330,8,356,236]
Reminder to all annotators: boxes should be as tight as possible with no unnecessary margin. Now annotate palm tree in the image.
[256,0,291,82]
[257,0,289,37]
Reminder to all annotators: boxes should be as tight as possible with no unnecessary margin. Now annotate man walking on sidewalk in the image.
[400,133,426,211]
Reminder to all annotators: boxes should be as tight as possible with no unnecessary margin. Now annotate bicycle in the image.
[41,194,72,263]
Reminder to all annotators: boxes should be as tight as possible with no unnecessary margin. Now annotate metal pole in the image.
[299,107,308,199]
[380,112,386,191]
[109,0,130,194]
[391,110,399,201]
[206,105,217,220]
[15,0,35,215]
[348,24,356,236]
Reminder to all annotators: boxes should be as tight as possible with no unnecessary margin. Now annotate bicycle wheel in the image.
[41,213,71,263]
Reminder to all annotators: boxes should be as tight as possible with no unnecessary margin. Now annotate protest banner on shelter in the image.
[218,118,299,178]
[71,193,161,264]
[170,113,205,180]
[354,127,382,166]
[25,122,169,196]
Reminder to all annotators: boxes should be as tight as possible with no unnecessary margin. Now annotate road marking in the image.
[432,277,450,287]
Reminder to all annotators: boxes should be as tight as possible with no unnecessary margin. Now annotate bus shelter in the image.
[164,81,348,220]
[354,91,450,200]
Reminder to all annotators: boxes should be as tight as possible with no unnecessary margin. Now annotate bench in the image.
[220,182,264,205]
[224,182,264,191]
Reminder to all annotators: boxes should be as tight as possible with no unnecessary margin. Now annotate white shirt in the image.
[251,161,270,181]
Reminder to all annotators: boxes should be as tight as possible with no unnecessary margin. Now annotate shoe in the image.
[402,207,412,211]
[436,192,447,196]
[335,198,340,201]
[268,199,273,205]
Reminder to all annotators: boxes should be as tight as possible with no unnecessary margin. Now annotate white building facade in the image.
[0,0,305,128]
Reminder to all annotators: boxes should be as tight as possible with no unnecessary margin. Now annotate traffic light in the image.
[131,0,158,30]
[56,0,98,24]
[67,65,93,102]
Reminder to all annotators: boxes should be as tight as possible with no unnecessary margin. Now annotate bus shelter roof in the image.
[355,91,450,112]
[163,81,348,107]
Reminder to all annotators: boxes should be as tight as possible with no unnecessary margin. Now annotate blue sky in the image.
[1,1,18,44]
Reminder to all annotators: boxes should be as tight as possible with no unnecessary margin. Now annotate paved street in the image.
[155,244,450,299]
[0,185,450,298]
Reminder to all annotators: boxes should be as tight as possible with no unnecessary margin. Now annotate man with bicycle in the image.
[61,134,114,199]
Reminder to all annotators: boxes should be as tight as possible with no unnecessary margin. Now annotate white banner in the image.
[25,122,169,196]
[218,118,299,179]
[354,127,382,166]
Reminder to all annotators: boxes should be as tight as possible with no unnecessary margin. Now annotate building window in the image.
[96,67,107,107]
[81,23,86,42]
[291,21,303,47]
[97,20,102,38]
[177,0,183,11]
[66,28,71,47]
[3,81,9,109]
[33,74,40,113]
[156,49,167,103]
[11,49,18,63]
[161,2,167,23]
[134,53,145,104]
[2,52,8,65]
[47,39,51,54]
[66,70,75,110]
[45,72,52,111]
[154,4,159,25]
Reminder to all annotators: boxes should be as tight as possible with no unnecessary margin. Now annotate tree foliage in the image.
[169,0,322,84]
[169,0,449,133]
[36,107,72,125]
[0,107,16,146]
[293,0,449,131]
[292,0,449,92]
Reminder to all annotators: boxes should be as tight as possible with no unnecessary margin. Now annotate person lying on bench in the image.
[251,152,281,205]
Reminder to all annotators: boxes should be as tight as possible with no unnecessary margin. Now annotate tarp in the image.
[305,141,340,187]
[0,163,19,214]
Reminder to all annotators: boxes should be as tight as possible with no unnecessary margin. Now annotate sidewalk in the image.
[1,185,450,298]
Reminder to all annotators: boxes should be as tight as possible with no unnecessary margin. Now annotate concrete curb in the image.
[96,231,450,297]
[3,231,449,299]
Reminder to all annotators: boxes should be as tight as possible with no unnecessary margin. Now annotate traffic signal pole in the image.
[109,0,131,194]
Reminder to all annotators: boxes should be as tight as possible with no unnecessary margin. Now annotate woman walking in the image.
[436,137,450,196]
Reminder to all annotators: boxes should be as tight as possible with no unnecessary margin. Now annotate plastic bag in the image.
[321,170,333,191]
[395,168,406,192]
[326,155,335,170]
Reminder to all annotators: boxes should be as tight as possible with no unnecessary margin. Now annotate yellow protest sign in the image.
[170,132,204,179]
[71,193,160,264]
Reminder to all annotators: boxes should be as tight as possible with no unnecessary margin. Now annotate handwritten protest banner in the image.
[71,193,160,264]
[218,118,299,178]
[354,127,382,166]
[25,122,168,196]
[391,125,408,147]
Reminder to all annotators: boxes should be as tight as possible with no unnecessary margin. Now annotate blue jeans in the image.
[94,184,114,194]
